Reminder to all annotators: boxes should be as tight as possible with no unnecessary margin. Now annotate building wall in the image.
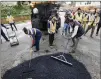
[75,2,100,7]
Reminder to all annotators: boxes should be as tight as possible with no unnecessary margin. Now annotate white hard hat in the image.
[33,8,38,14]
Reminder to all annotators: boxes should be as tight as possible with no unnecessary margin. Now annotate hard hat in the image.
[33,8,38,14]
[65,11,72,19]
[66,10,71,15]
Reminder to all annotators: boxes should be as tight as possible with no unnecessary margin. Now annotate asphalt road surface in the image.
[0,20,100,79]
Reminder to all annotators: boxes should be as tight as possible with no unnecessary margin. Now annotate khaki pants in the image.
[85,25,95,37]
[83,21,87,31]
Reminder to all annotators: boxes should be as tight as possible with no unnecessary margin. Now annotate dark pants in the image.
[96,23,101,35]
[56,23,60,33]
[49,33,54,46]
[34,36,41,51]
[71,37,80,52]
[85,25,95,37]
[10,23,17,31]
[1,29,9,41]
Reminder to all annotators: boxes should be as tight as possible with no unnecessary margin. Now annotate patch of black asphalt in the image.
[2,52,91,79]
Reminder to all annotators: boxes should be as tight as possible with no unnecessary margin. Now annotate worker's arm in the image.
[69,25,73,33]
[32,34,35,46]
[73,12,77,19]
[96,16,100,24]
[71,25,79,38]
[47,20,50,33]
[74,15,75,19]
[48,21,51,33]
[47,20,50,28]
[87,15,89,22]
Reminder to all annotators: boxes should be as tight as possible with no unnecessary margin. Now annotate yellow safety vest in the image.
[83,14,88,21]
[75,13,83,22]
[49,20,56,33]
[88,14,99,26]
[93,16,100,26]
[6,15,14,23]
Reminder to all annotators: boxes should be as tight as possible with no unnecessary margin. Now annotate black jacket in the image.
[99,10,101,23]
[72,20,85,37]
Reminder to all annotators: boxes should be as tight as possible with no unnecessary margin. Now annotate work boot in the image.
[70,44,75,47]
[16,28,18,31]
[49,44,55,46]
[90,36,93,38]
[79,37,82,39]
[6,40,10,42]
[69,50,75,53]
[96,34,98,36]
[34,50,39,52]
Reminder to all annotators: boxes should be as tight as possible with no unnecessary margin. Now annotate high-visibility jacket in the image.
[83,14,88,22]
[49,21,56,33]
[29,28,42,39]
[48,16,56,34]
[6,15,14,23]
[88,14,99,26]
[94,16,100,26]
[74,12,83,22]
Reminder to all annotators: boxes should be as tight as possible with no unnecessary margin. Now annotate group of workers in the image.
[72,8,100,37]
[1,7,101,53]
[62,8,101,52]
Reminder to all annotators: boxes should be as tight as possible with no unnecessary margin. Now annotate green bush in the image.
[1,5,31,19]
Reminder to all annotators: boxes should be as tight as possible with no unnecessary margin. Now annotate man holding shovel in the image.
[67,17,85,53]
[23,27,42,52]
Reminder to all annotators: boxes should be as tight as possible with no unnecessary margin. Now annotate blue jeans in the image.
[62,23,69,35]
[34,36,41,51]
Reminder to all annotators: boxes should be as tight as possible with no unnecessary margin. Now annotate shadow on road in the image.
[2,52,91,79]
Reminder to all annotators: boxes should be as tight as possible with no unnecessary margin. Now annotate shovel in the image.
[29,48,33,68]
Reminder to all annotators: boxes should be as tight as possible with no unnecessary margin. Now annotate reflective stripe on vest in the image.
[29,28,36,35]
